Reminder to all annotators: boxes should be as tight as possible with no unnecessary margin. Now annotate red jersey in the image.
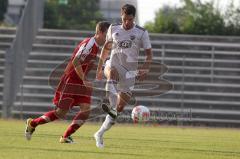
[53,37,99,108]
[63,37,99,82]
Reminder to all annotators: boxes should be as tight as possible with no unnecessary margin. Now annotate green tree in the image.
[144,0,240,35]
[44,0,103,30]
[180,0,224,35]
[224,1,240,35]
[0,0,8,21]
[145,6,181,33]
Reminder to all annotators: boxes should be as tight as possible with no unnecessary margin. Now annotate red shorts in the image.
[53,77,92,110]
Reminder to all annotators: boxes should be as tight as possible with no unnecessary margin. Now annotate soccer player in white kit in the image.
[94,4,152,148]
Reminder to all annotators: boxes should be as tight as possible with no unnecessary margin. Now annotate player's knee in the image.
[116,105,124,112]
[81,111,90,120]
[118,91,132,103]
[73,111,89,121]
[109,68,119,81]
[55,108,68,119]
[123,91,132,98]
[78,105,91,120]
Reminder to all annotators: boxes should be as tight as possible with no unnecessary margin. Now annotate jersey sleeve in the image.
[106,25,113,42]
[141,30,152,49]
[75,38,94,62]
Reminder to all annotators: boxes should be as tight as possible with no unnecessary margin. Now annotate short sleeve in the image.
[106,25,113,42]
[75,38,95,61]
[142,30,151,49]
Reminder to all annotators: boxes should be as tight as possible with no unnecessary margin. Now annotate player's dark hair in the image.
[96,21,110,33]
[121,4,136,17]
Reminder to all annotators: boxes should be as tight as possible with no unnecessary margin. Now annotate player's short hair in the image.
[96,21,110,33]
[121,4,136,17]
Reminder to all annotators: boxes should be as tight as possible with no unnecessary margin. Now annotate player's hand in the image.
[136,69,149,81]
[96,69,103,80]
[83,80,93,91]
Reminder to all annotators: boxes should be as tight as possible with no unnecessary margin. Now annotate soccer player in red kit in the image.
[25,21,110,143]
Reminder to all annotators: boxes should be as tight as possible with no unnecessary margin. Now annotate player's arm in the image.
[72,55,93,89]
[72,56,85,81]
[72,42,92,87]
[137,30,153,81]
[96,41,112,80]
[137,48,152,81]
[143,48,153,70]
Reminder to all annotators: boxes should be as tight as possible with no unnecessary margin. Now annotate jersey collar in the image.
[121,23,136,31]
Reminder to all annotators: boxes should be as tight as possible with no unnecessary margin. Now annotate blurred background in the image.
[0,0,240,127]
[2,0,240,35]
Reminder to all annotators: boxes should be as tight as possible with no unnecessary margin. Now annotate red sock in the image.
[63,123,80,138]
[63,111,88,138]
[30,110,59,128]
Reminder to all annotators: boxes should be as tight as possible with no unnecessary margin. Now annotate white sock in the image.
[108,92,117,108]
[97,115,116,136]
[105,80,118,95]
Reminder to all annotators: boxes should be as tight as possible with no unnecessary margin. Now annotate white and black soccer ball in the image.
[131,105,150,123]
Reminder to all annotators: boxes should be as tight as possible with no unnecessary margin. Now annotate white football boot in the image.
[94,132,104,148]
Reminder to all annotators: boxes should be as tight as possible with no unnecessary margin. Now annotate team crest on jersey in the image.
[130,35,135,40]
[117,40,132,49]
[113,32,119,37]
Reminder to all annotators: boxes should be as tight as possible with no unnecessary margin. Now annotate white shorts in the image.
[104,60,136,93]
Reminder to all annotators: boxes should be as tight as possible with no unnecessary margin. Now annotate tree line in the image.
[1,0,240,35]
[144,0,240,35]
[44,0,103,30]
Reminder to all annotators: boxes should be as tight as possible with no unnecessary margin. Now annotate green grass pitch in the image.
[0,119,240,159]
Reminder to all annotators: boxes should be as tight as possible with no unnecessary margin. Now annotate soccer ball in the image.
[131,105,150,123]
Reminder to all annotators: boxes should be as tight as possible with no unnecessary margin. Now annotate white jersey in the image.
[106,23,151,72]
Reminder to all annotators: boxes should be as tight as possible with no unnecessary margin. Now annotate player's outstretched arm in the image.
[96,41,112,80]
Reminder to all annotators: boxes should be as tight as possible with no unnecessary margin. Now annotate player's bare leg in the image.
[116,92,131,112]
[25,99,71,141]
[60,103,90,143]
[25,108,67,140]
